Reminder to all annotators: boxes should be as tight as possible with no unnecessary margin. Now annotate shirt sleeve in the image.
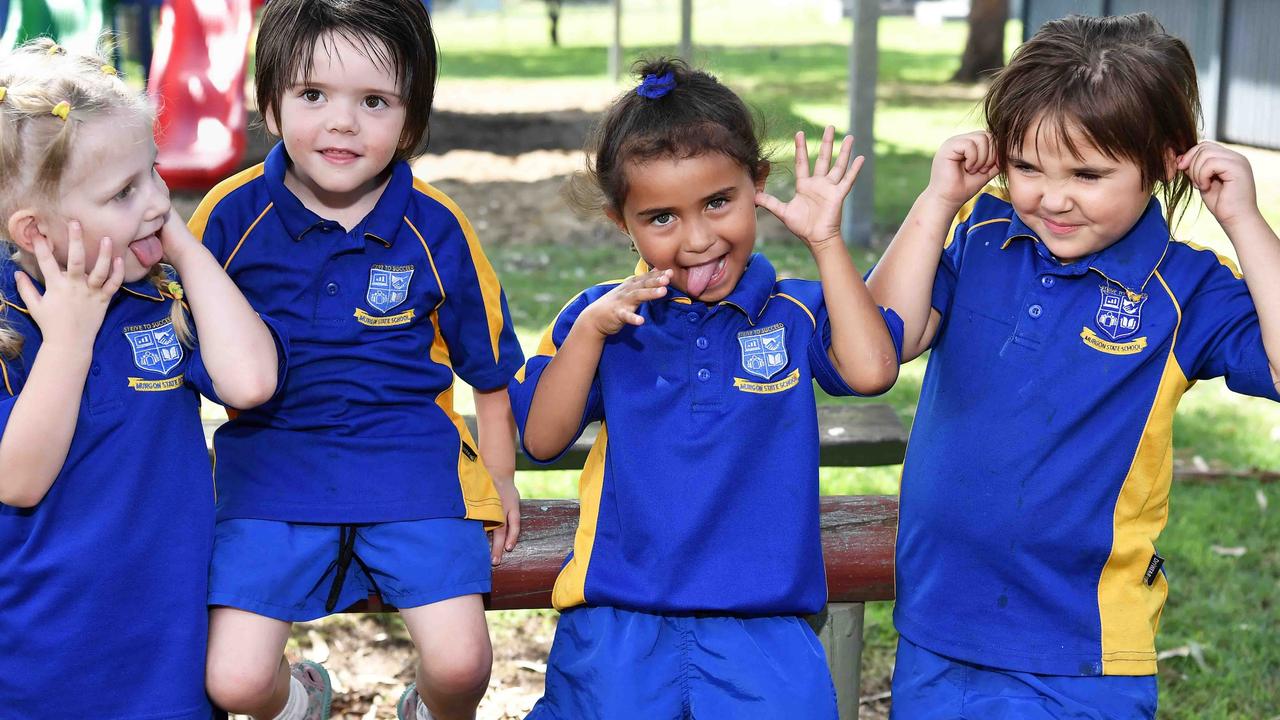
[434,215,525,391]
[1175,259,1280,402]
[807,298,905,397]
[184,309,291,406]
[509,291,605,464]
[929,204,973,323]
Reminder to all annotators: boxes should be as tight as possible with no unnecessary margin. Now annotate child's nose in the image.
[327,104,358,134]
[682,218,716,254]
[1040,183,1073,213]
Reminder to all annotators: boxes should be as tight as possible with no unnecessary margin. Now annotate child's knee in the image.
[205,655,281,711]
[420,646,492,700]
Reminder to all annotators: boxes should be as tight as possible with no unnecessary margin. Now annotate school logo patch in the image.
[367,264,414,313]
[1095,284,1146,340]
[124,320,183,375]
[737,323,788,380]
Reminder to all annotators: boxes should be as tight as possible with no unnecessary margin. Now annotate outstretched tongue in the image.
[129,235,163,268]
[684,258,718,298]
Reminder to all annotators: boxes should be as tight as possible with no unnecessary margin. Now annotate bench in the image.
[205,403,905,719]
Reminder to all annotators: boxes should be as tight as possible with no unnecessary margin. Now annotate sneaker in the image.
[290,660,333,720]
[396,682,428,720]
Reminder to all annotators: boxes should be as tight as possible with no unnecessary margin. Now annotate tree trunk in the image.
[546,0,563,47]
[952,0,1008,83]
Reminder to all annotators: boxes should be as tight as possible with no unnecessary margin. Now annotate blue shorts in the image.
[890,634,1158,720]
[527,606,837,720]
[209,517,491,622]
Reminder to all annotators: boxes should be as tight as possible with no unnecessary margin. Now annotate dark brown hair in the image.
[567,57,769,215]
[984,13,1201,225]
[254,0,437,159]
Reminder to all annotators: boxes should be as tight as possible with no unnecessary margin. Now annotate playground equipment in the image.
[149,0,258,189]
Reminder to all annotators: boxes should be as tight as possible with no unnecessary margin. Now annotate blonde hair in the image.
[0,38,191,359]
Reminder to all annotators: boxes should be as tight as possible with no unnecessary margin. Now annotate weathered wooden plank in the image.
[203,403,908,470]
[335,496,897,612]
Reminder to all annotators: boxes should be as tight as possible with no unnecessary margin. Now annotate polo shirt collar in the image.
[716,253,776,324]
[263,142,411,247]
[121,277,166,301]
[1004,197,1170,293]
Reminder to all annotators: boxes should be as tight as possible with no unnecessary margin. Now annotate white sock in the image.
[270,675,308,720]
[416,696,433,720]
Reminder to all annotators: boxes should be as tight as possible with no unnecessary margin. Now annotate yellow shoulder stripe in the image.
[1175,239,1243,279]
[412,178,507,364]
[770,292,817,328]
[187,163,266,241]
[944,185,1009,250]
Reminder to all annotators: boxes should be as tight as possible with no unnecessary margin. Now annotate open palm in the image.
[757,126,864,250]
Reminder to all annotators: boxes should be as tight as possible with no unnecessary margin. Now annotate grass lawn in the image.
[435,3,1280,716]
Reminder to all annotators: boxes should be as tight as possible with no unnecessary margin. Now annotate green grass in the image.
[435,3,1280,715]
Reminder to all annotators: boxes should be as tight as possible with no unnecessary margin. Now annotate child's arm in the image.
[755,126,897,394]
[160,210,279,409]
[865,132,1000,361]
[522,269,671,460]
[0,228,123,507]
[1179,142,1280,387]
[474,385,520,565]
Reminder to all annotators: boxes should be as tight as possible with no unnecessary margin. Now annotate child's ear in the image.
[263,106,281,137]
[1163,147,1179,183]
[604,206,628,235]
[6,209,47,254]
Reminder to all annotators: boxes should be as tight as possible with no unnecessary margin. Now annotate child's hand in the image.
[158,208,202,269]
[1178,141,1262,231]
[579,269,671,336]
[489,476,521,566]
[14,223,123,350]
[928,131,1000,208]
[756,126,864,252]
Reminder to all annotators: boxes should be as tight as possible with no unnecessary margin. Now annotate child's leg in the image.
[399,595,493,720]
[205,606,294,717]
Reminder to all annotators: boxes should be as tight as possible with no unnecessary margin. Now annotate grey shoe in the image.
[396,682,427,720]
[290,660,333,720]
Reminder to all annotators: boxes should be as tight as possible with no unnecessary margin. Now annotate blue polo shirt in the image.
[511,254,904,615]
[895,189,1280,677]
[0,264,230,719]
[190,144,524,524]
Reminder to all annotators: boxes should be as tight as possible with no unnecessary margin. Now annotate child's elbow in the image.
[522,431,565,465]
[220,370,278,410]
[0,482,45,509]
[846,351,900,395]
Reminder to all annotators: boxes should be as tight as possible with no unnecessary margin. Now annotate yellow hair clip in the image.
[166,281,184,300]
[46,43,62,56]
[101,65,117,76]
[0,87,6,103]
[51,101,71,121]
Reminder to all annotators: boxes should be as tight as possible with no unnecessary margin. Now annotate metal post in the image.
[609,0,623,80]
[842,0,879,248]
[679,0,692,61]
[811,602,866,720]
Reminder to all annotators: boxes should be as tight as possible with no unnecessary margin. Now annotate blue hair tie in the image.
[637,71,677,100]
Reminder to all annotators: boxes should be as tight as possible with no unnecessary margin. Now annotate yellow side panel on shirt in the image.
[429,311,505,529]
[552,423,609,610]
[1097,272,1187,675]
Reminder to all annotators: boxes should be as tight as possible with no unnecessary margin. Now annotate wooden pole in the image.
[679,0,692,61]
[842,0,879,247]
[811,603,866,720]
[609,0,623,80]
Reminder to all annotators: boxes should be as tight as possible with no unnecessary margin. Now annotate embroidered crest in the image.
[737,323,788,380]
[124,320,183,375]
[1095,285,1146,341]
[367,264,414,313]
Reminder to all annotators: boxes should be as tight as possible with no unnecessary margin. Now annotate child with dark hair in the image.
[190,1,524,718]
[510,58,903,719]
[868,13,1280,718]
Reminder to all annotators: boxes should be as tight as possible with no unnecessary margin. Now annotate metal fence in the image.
[1022,0,1280,150]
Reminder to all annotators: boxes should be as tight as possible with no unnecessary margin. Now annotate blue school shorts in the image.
[526,606,837,720]
[208,517,491,621]
[890,634,1158,720]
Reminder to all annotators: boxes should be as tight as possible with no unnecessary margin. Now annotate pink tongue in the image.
[684,260,717,298]
[129,236,164,268]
